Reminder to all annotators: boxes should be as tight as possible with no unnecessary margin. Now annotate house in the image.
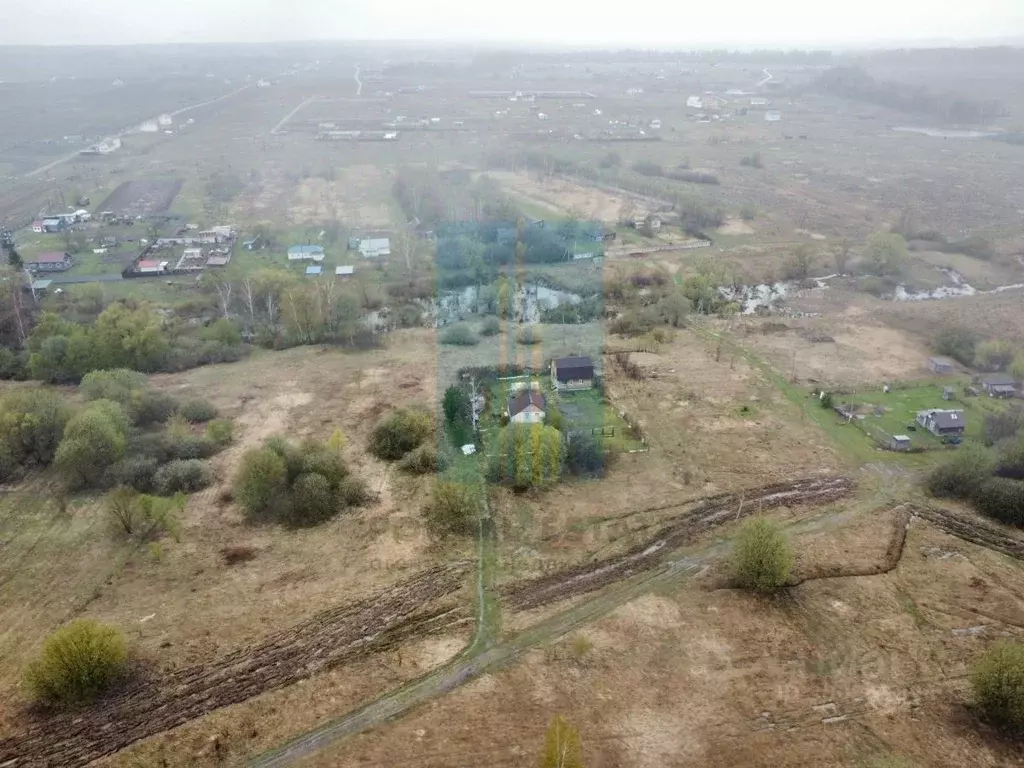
[335,265,354,277]
[31,221,44,233]
[686,96,703,109]
[358,238,390,258]
[983,374,1017,398]
[916,409,966,437]
[508,390,546,424]
[750,97,768,106]
[305,265,322,276]
[288,245,325,262]
[765,111,782,122]
[157,114,173,127]
[242,235,263,251]
[27,252,74,273]
[42,218,65,233]
[927,356,955,374]
[551,355,595,391]
[135,259,168,274]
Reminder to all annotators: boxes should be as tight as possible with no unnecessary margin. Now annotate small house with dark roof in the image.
[927,356,954,375]
[983,374,1018,398]
[551,355,595,391]
[916,408,966,437]
[508,390,546,424]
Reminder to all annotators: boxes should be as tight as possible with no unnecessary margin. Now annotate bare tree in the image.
[395,232,420,272]
[213,280,233,319]
[241,277,257,328]
[831,238,853,274]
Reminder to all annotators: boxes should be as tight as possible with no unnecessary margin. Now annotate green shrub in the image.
[971,641,1024,730]
[234,447,289,520]
[266,435,305,482]
[24,619,127,707]
[739,204,757,221]
[154,459,210,495]
[516,326,542,346]
[178,398,218,423]
[729,518,794,593]
[0,441,17,483]
[107,457,159,493]
[165,433,218,460]
[480,316,501,336]
[440,325,479,346]
[338,475,371,506]
[133,391,178,426]
[287,472,338,526]
[971,478,1024,527]
[55,400,129,488]
[565,432,610,478]
[934,325,979,366]
[976,340,1015,373]
[927,445,996,498]
[397,443,447,474]
[368,408,433,460]
[205,419,234,446]
[80,369,146,404]
[423,481,478,537]
[105,487,183,539]
[0,387,73,466]
[299,447,348,489]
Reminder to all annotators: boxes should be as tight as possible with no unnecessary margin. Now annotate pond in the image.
[436,282,583,325]
[892,126,995,139]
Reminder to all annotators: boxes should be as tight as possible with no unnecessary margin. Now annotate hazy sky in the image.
[2,0,1023,47]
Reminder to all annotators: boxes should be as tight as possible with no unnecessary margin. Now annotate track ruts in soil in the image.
[501,476,855,611]
[0,563,472,768]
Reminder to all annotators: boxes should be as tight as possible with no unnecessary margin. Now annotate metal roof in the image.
[335,265,354,275]
[305,265,322,275]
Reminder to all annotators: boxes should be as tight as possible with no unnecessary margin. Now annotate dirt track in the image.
[0,563,472,768]
[502,476,855,611]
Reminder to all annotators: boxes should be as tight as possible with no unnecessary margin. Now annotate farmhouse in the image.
[305,265,322,276]
[916,408,966,437]
[982,374,1017,398]
[288,245,325,262]
[26,252,74,273]
[765,110,782,122]
[135,259,168,274]
[551,355,595,391]
[508,390,546,424]
[335,265,354,277]
[927,356,955,374]
[41,218,65,233]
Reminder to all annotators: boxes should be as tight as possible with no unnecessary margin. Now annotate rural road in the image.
[354,64,362,97]
[24,85,251,179]
[757,68,774,88]
[271,95,318,135]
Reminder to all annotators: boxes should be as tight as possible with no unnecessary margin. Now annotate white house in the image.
[357,238,390,258]
[508,390,546,424]
[765,110,782,122]
[139,120,159,133]
[157,114,173,127]
[686,96,703,108]
[288,245,325,261]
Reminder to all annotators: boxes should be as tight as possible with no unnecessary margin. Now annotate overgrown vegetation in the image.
[24,619,128,707]
[540,715,584,768]
[927,444,1024,527]
[234,436,368,526]
[730,518,794,593]
[971,641,1024,732]
[368,408,433,460]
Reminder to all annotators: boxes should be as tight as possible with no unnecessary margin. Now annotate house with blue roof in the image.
[288,244,325,262]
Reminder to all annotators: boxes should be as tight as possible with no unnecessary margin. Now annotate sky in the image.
[1,0,1023,47]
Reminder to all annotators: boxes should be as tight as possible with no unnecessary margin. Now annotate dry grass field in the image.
[297,506,1024,768]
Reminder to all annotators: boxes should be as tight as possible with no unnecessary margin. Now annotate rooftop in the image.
[31,252,70,263]
[509,390,546,417]
[305,265,322,276]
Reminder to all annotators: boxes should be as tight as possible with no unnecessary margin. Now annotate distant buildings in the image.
[288,245,325,262]
[356,238,390,258]
[765,110,782,122]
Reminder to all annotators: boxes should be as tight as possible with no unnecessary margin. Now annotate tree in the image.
[368,408,433,460]
[831,239,853,274]
[730,518,794,593]
[289,472,337,526]
[784,245,814,281]
[866,232,908,276]
[927,444,996,499]
[0,386,72,467]
[540,715,584,768]
[443,386,472,427]
[971,641,1024,731]
[976,340,1015,372]
[54,400,128,487]
[490,423,564,490]
[24,619,127,707]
